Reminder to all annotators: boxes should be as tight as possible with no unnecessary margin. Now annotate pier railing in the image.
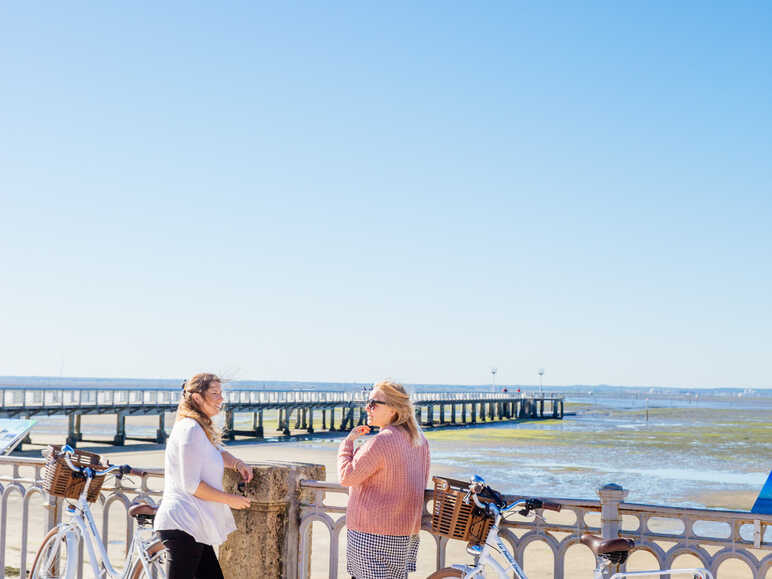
[2,455,770,578]
[0,387,561,412]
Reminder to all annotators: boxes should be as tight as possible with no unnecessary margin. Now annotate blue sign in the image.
[0,418,36,454]
[751,470,772,514]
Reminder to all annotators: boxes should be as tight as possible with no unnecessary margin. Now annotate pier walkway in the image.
[0,387,563,448]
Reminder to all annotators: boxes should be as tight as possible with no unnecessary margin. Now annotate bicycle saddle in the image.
[128,502,158,520]
[580,533,635,556]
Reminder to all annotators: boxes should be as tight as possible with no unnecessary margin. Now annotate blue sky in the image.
[1,2,770,388]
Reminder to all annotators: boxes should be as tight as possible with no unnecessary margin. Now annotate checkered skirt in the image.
[346,529,420,579]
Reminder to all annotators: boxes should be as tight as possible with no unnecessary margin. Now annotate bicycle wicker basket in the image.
[431,476,494,544]
[41,445,105,503]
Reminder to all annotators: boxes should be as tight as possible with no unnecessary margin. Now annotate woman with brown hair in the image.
[154,373,252,579]
[338,380,431,579]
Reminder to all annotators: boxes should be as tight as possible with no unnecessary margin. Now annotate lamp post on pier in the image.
[538,368,544,395]
[491,368,497,392]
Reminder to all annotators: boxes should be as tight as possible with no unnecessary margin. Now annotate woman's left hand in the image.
[235,460,253,482]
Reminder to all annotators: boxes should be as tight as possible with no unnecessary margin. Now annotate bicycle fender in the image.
[450,564,477,577]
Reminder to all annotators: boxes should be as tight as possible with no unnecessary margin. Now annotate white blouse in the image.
[154,418,237,546]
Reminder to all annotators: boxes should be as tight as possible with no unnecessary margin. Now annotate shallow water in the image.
[426,400,772,508]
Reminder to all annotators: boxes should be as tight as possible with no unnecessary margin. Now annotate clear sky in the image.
[1,2,770,388]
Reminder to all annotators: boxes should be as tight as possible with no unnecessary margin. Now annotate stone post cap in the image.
[224,461,325,504]
[597,483,629,501]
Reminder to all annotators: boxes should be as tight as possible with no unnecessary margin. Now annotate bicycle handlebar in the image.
[464,475,562,518]
[58,445,143,479]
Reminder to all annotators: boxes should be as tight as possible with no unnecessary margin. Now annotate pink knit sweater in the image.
[337,425,431,536]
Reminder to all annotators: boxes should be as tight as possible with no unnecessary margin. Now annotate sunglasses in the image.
[365,399,388,410]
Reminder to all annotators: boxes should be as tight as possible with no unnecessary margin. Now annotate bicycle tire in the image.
[29,527,78,579]
[427,567,465,578]
[129,539,168,579]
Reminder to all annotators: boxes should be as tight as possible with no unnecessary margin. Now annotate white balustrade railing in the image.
[4,454,768,579]
[298,480,772,579]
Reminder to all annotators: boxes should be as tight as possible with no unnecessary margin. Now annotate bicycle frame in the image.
[61,496,157,578]
[447,511,527,579]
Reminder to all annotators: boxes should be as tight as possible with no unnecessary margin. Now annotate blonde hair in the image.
[177,372,222,446]
[374,380,424,446]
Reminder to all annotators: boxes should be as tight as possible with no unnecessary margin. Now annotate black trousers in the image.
[157,529,224,579]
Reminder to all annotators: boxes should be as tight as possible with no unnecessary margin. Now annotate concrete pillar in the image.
[471,403,477,423]
[256,409,264,439]
[67,413,79,448]
[156,412,167,444]
[22,413,33,445]
[113,413,126,445]
[225,409,235,441]
[219,461,325,579]
[307,408,314,433]
[451,404,456,424]
[439,404,445,424]
[283,409,292,436]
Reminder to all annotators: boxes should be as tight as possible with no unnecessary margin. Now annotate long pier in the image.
[0,387,564,448]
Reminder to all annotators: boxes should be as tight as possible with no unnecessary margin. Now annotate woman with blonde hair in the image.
[154,373,253,579]
[338,380,431,579]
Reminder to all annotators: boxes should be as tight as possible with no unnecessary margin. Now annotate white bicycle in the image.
[30,445,167,579]
[428,475,714,579]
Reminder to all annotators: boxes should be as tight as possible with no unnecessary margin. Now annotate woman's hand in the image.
[234,460,253,482]
[347,425,371,441]
[225,494,251,510]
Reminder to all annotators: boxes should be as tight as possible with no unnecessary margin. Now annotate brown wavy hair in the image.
[373,380,425,447]
[177,372,222,446]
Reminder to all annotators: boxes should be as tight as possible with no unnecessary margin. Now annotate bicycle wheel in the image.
[129,539,168,579]
[29,527,78,579]
[427,568,465,578]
